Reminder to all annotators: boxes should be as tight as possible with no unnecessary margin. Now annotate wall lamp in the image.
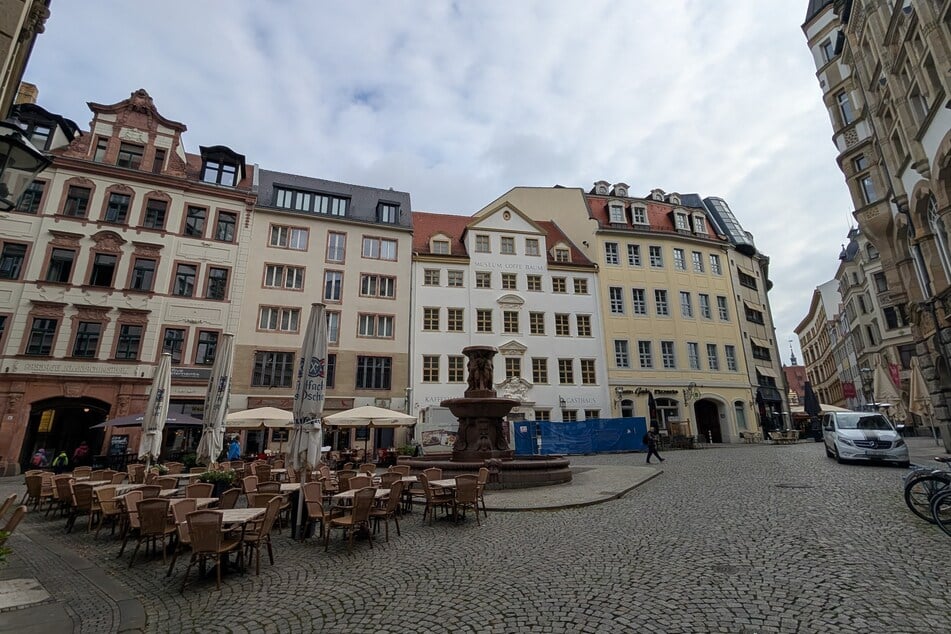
[559,396,568,408]
[683,382,700,403]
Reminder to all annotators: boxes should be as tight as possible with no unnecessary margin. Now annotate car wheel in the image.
[825,444,834,458]
[834,446,846,464]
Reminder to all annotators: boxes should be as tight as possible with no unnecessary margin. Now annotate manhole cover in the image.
[711,564,742,575]
[775,483,815,489]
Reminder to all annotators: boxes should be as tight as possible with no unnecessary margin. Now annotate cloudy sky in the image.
[26,0,851,363]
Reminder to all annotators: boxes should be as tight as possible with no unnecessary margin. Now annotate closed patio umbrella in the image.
[196,333,234,467]
[138,353,171,470]
[802,381,822,440]
[909,357,939,446]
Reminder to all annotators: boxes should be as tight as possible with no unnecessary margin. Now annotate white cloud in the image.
[26,0,852,360]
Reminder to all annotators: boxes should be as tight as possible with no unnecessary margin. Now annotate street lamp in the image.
[0,121,50,209]
[859,367,874,409]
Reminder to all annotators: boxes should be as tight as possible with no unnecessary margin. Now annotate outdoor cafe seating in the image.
[324,487,376,553]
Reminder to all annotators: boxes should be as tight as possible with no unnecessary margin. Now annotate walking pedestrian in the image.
[52,450,69,474]
[643,427,665,465]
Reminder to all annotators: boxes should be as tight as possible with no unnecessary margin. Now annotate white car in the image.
[822,411,910,467]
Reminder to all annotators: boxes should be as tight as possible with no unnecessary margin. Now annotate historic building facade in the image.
[796,280,843,406]
[0,89,255,467]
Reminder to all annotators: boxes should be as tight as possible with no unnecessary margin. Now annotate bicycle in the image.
[930,487,951,537]
[903,456,951,523]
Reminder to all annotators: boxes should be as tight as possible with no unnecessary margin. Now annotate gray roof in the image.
[256,169,413,229]
[804,0,834,24]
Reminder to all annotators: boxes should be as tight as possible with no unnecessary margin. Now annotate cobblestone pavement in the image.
[3,443,951,633]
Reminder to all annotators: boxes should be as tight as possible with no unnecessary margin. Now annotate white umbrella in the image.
[225,406,294,429]
[138,352,171,469]
[873,360,905,421]
[196,333,234,467]
[324,405,417,456]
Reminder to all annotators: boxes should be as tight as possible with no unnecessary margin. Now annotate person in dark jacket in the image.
[643,427,665,465]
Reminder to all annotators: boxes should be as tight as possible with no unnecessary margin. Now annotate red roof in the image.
[586,195,723,240]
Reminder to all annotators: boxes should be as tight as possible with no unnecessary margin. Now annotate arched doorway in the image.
[20,397,110,468]
[695,399,722,443]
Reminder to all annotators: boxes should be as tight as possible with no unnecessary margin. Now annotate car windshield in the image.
[836,413,893,431]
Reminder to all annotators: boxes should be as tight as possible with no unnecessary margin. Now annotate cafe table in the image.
[331,487,389,508]
[169,497,218,509]
[280,483,300,493]
[428,478,458,489]
[96,483,144,495]
[218,508,265,526]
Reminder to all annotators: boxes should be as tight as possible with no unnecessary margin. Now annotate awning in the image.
[755,367,777,379]
[757,387,783,402]
[743,300,764,311]
[750,337,771,349]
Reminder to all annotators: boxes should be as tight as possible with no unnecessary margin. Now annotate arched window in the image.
[927,194,951,285]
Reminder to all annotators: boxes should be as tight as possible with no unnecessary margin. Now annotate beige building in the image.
[0,89,255,469]
[230,170,413,456]
[796,280,843,406]
[0,0,49,117]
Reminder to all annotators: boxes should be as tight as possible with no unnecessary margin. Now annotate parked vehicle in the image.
[822,411,909,467]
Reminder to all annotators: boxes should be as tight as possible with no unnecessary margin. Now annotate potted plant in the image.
[198,469,237,497]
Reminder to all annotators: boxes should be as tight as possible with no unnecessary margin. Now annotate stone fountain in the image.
[401,346,571,488]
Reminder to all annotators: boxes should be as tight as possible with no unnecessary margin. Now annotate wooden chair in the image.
[23,474,53,512]
[20,470,42,504]
[370,480,404,542]
[324,487,376,553]
[422,467,443,481]
[257,481,280,494]
[72,466,92,479]
[0,493,18,521]
[302,481,326,540]
[189,467,206,474]
[452,475,481,526]
[271,459,285,470]
[248,493,278,508]
[389,465,410,476]
[181,510,242,592]
[117,490,144,556]
[111,472,127,485]
[242,475,258,495]
[337,472,356,493]
[358,463,376,476]
[156,476,178,491]
[164,462,184,475]
[165,498,197,577]
[94,486,122,537]
[242,496,281,575]
[341,462,355,472]
[477,467,489,519]
[66,482,96,533]
[349,475,372,490]
[139,485,162,499]
[145,472,158,485]
[129,499,176,568]
[127,464,145,484]
[185,483,214,499]
[216,488,241,510]
[50,475,74,517]
[380,472,402,488]
[100,469,118,481]
[90,469,106,481]
[419,473,453,526]
[254,464,272,483]
[0,506,27,546]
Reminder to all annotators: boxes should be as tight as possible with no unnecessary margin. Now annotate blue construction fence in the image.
[512,417,649,456]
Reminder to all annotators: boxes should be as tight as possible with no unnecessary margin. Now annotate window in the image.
[649,246,663,267]
[673,248,686,271]
[573,278,588,294]
[627,244,641,266]
[476,309,493,333]
[820,38,835,62]
[326,312,340,344]
[423,307,440,331]
[501,273,517,290]
[325,354,336,388]
[357,315,393,339]
[274,187,348,216]
[873,272,887,293]
[195,331,218,365]
[447,308,464,332]
[837,90,854,125]
[45,248,75,283]
[264,265,304,290]
[716,296,729,320]
[162,328,186,364]
[24,123,51,149]
[562,409,578,422]
[422,355,440,382]
[326,233,346,262]
[205,267,229,300]
[475,235,490,252]
[63,186,90,217]
[185,206,207,237]
[152,148,166,173]
[26,318,57,355]
[554,247,570,263]
[532,358,548,384]
[661,341,676,369]
[529,312,545,335]
[745,304,764,325]
[359,274,395,298]
[691,252,704,273]
[654,289,669,316]
[680,291,693,318]
[16,180,44,213]
[866,243,879,261]
[143,199,167,230]
[576,314,591,337]
[614,340,630,368]
[92,137,108,162]
[527,275,542,291]
[580,359,596,385]
[859,174,877,204]
[173,263,197,297]
[252,351,295,387]
[609,287,624,314]
[687,342,700,370]
[503,311,519,334]
[356,356,391,389]
[104,193,130,224]
[632,206,646,224]
[505,357,521,379]
[699,294,711,319]
[554,313,570,336]
[270,225,309,250]
[605,243,619,265]
[725,345,738,371]
[552,278,567,293]
[201,159,238,186]
[71,322,101,358]
[693,216,706,234]
[378,202,399,223]
[706,344,720,370]
[424,269,441,286]
[674,213,689,230]
[115,324,142,360]
[324,271,343,301]
[525,239,540,256]
[500,236,515,255]
[738,271,757,290]
[608,202,625,223]
[130,258,156,291]
[214,212,237,242]
[447,270,463,287]
[558,359,574,384]
[116,142,144,169]
[883,306,907,330]
[448,356,465,382]
[475,271,491,289]
[431,239,450,255]
[709,254,722,275]
[638,341,653,368]
[362,237,397,260]
[88,253,117,287]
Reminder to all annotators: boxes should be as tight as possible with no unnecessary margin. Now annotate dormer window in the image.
[612,183,629,197]
[378,202,399,223]
[651,189,665,201]
[117,142,144,170]
[554,247,570,263]
[24,123,51,150]
[674,212,689,230]
[593,180,610,195]
[199,145,246,187]
[608,202,625,224]
[693,215,707,234]
[669,194,681,205]
[432,239,450,255]
[632,206,647,224]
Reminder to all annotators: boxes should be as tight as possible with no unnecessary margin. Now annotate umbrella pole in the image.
[295,465,307,541]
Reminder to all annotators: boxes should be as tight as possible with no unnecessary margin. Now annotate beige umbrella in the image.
[196,333,234,467]
[872,360,905,421]
[323,405,417,456]
[225,406,293,429]
[138,352,171,470]
[909,357,939,445]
